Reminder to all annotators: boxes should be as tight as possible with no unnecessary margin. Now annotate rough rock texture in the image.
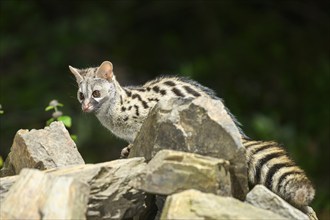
[0,158,151,220]
[0,101,318,220]
[301,206,319,220]
[161,189,286,219]
[246,185,310,220]
[0,121,84,177]
[0,175,16,203]
[129,97,248,200]
[132,149,231,196]
[0,169,90,220]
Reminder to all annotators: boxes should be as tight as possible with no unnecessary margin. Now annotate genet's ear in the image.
[69,65,83,83]
[96,61,113,81]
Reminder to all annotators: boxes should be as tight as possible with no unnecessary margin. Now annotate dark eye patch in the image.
[92,90,101,98]
[79,92,85,100]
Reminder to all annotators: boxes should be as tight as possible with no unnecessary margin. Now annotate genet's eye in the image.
[92,90,101,98]
[79,92,85,100]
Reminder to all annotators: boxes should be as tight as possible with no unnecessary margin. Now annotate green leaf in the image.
[0,110,4,114]
[0,156,3,168]
[45,106,55,111]
[46,118,55,126]
[70,134,78,142]
[58,115,72,128]
[57,103,64,107]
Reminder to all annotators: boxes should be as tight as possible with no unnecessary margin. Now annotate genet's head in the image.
[69,61,115,113]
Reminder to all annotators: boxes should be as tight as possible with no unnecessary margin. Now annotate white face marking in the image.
[93,97,103,102]
[76,76,116,113]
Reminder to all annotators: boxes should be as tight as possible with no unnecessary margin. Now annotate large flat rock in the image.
[0,158,151,219]
[246,185,311,220]
[129,97,248,200]
[161,189,286,219]
[131,149,231,196]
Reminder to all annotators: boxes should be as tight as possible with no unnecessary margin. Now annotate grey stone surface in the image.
[0,158,151,220]
[0,175,16,203]
[246,185,311,220]
[0,98,319,220]
[131,149,231,196]
[50,158,149,219]
[161,189,286,219]
[0,169,90,220]
[0,121,84,177]
[301,206,319,220]
[129,97,248,200]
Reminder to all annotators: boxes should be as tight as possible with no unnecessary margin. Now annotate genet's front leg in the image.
[120,144,133,158]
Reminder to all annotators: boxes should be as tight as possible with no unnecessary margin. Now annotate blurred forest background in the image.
[0,0,329,217]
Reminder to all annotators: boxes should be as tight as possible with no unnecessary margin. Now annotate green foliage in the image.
[0,104,3,114]
[70,134,78,142]
[251,114,277,138]
[45,100,76,139]
[57,116,72,128]
[46,118,55,125]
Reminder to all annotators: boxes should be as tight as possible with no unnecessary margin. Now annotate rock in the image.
[0,175,16,203]
[0,121,84,177]
[301,206,319,220]
[129,97,248,200]
[246,185,310,220]
[0,169,90,220]
[0,99,318,219]
[0,158,152,220]
[161,189,286,219]
[74,158,149,219]
[131,149,231,196]
[61,158,152,219]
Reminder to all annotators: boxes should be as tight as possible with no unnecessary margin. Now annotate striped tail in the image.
[242,138,315,207]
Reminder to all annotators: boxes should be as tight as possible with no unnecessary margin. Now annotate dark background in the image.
[0,0,329,217]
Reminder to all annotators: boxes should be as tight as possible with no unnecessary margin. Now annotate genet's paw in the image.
[120,144,132,158]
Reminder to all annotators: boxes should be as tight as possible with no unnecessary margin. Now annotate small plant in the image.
[45,100,77,141]
[0,104,4,114]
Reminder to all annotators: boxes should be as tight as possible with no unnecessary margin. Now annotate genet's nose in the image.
[82,101,92,112]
